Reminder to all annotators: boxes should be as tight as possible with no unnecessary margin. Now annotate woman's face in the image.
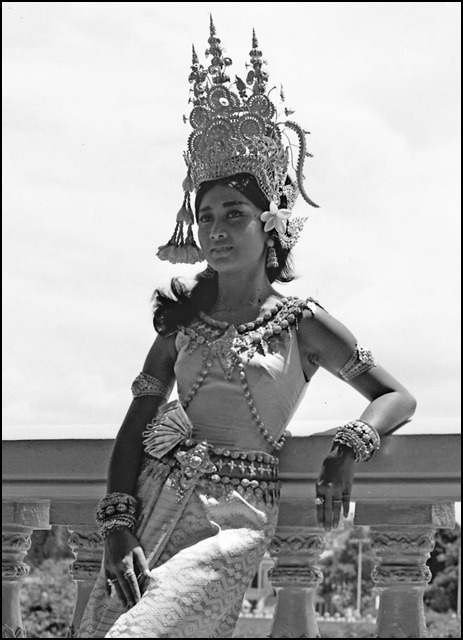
[197,184,267,273]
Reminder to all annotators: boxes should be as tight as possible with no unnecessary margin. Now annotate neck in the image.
[214,267,276,312]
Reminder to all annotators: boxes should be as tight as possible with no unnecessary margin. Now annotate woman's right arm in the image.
[107,332,177,494]
[103,332,177,607]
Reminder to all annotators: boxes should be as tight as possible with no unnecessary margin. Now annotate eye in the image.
[227,210,244,219]
[198,214,213,224]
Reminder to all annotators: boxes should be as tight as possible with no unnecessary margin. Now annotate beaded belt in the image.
[206,450,279,501]
[209,449,278,479]
[151,447,280,503]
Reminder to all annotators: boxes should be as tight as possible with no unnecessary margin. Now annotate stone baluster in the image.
[2,500,51,638]
[267,524,326,638]
[355,502,456,638]
[67,525,104,638]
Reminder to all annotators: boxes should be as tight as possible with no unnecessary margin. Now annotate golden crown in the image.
[157,16,318,264]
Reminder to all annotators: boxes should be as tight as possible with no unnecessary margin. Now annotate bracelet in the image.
[95,492,139,538]
[332,420,380,462]
[99,517,137,539]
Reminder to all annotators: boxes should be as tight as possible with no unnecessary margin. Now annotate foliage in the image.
[27,526,73,568]
[425,609,461,638]
[20,558,76,639]
[319,522,376,614]
[425,524,461,613]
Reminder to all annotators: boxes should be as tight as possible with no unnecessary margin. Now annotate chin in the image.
[207,253,236,269]
[210,261,238,273]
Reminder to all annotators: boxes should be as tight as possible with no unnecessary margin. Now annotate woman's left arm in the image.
[297,306,417,531]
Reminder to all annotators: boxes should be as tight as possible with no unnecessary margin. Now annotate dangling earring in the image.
[203,265,217,278]
[266,238,279,268]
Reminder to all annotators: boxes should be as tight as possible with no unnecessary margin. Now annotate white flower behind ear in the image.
[260,201,292,234]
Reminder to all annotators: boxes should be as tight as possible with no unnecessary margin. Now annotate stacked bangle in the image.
[95,492,139,539]
[333,420,380,462]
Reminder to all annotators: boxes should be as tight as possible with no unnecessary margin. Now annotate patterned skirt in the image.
[77,453,279,638]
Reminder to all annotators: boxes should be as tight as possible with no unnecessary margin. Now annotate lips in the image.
[210,246,233,254]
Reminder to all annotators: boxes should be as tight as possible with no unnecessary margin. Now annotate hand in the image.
[104,528,151,608]
[315,443,356,531]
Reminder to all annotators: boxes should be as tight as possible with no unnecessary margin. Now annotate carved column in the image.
[2,525,31,638]
[355,502,456,638]
[2,500,50,639]
[267,526,326,638]
[67,526,104,638]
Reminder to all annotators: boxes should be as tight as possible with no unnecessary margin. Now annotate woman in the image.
[78,19,416,639]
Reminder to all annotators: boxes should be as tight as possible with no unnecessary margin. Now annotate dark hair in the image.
[153,173,297,335]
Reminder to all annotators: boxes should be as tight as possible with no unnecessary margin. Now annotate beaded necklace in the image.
[180,296,318,452]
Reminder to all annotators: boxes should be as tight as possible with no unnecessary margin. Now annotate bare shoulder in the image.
[142,332,178,382]
[297,300,357,375]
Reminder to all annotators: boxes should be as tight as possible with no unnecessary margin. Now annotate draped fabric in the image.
[77,457,278,638]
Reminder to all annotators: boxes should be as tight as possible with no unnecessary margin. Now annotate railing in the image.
[2,433,461,638]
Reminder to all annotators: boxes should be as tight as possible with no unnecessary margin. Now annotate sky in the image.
[2,2,461,441]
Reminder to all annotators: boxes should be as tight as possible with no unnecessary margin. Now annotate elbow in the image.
[403,390,418,418]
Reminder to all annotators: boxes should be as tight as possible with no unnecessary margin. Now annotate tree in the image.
[319,523,376,615]
[27,526,73,568]
[425,524,461,613]
[20,558,76,638]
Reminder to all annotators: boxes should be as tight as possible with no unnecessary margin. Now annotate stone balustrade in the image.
[2,434,461,638]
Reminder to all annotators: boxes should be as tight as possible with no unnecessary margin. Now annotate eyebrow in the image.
[198,200,248,213]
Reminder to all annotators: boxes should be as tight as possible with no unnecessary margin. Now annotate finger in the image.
[315,497,325,528]
[105,579,112,598]
[332,499,342,528]
[113,579,128,607]
[133,546,151,592]
[315,483,325,527]
[118,575,136,608]
[133,546,151,578]
[342,495,351,518]
[123,569,141,605]
[324,501,333,532]
[114,566,137,608]
[104,569,112,598]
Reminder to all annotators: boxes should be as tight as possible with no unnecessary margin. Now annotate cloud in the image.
[3,2,460,430]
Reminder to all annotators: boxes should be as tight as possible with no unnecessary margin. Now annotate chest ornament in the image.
[178,296,319,451]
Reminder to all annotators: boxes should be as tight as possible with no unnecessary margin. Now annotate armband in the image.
[338,344,376,381]
[131,372,173,399]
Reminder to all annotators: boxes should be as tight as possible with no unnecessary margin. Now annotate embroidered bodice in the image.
[174,296,319,452]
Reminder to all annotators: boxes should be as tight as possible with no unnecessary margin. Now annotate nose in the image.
[209,220,227,240]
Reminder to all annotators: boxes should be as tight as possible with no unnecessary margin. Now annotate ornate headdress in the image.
[157,16,319,264]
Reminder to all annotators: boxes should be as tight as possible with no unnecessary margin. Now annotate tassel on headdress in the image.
[156,176,203,264]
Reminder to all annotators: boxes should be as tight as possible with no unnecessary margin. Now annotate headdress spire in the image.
[247,29,268,95]
[209,13,216,36]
